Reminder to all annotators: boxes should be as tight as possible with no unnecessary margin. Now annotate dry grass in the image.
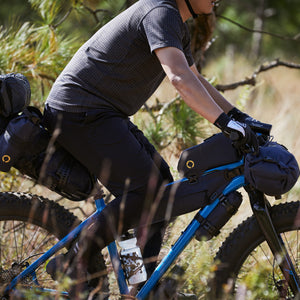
[10,54,300,298]
[150,55,300,297]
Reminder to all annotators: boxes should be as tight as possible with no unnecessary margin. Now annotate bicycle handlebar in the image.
[248,120,272,136]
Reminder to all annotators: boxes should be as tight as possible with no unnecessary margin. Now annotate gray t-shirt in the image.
[46,0,194,116]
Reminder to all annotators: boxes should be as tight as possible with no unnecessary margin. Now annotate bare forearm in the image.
[155,47,228,124]
[190,64,234,114]
[170,70,223,123]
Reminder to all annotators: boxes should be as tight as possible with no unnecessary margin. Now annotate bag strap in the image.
[22,106,43,125]
[0,78,11,117]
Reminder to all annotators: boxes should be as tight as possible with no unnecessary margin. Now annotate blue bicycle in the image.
[0,123,299,299]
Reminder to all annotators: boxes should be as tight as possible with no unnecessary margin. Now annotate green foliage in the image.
[179,240,216,296]
[134,98,209,154]
[0,5,78,107]
[213,0,300,60]
[167,99,207,151]
[0,0,139,107]
[238,263,279,299]
[141,118,171,151]
[0,168,21,192]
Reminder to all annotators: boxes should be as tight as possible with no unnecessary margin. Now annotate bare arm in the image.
[154,47,225,124]
[190,64,234,114]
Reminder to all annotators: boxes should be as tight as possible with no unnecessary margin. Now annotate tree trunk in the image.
[251,0,265,58]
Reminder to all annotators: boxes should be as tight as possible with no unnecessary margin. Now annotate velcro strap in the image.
[225,166,244,180]
[56,159,72,188]
[194,214,220,237]
[0,79,11,117]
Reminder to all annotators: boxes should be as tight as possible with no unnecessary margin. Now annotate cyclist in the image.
[43,0,258,298]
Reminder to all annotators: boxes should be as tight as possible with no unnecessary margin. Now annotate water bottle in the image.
[118,230,147,285]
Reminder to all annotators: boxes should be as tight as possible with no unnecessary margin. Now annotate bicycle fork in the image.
[247,187,300,296]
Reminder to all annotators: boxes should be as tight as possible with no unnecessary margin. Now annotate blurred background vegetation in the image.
[0,0,299,105]
[0,1,300,298]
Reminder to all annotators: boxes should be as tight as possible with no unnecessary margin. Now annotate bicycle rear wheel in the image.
[211,201,300,299]
[0,192,108,299]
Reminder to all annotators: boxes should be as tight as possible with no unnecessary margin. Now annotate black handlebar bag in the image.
[244,141,299,197]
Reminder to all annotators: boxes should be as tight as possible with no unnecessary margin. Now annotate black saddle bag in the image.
[0,73,31,118]
[0,73,97,201]
[0,107,96,201]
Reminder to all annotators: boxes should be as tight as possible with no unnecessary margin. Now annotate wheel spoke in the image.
[0,219,61,293]
[0,192,109,299]
[213,201,300,300]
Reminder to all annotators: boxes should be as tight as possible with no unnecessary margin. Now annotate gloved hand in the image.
[227,107,272,136]
[227,107,254,124]
[214,112,259,154]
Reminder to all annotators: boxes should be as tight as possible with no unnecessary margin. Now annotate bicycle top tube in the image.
[166,158,244,187]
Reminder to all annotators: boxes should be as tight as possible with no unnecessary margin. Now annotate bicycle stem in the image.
[247,186,300,295]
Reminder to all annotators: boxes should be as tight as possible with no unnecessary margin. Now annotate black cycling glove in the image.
[214,112,259,154]
[227,107,253,124]
[228,107,272,139]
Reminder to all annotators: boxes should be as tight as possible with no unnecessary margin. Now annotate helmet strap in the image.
[184,0,198,19]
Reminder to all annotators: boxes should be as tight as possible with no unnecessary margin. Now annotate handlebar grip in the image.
[248,120,272,135]
[229,131,240,141]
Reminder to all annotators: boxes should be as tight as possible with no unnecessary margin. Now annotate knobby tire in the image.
[0,192,109,299]
[211,201,300,299]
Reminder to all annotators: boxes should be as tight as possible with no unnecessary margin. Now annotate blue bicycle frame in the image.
[5,159,245,299]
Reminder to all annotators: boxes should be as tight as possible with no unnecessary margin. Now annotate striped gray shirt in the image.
[46,0,194,116]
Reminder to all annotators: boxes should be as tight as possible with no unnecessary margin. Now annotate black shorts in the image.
[43,105,173,197]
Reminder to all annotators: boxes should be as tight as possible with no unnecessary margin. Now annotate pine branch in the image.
[80,3,113,23]
[215,59,300,92]
[53,7,73,29]
[217,14,300,41]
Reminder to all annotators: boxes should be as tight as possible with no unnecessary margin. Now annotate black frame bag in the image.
[174,133,243,211]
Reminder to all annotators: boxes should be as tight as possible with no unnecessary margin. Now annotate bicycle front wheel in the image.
[0,192,108,299]
[212,201,300,299]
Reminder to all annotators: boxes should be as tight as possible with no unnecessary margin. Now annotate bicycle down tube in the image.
[3,168,244,298]
[5,165,300,298]
[136,175,245,299]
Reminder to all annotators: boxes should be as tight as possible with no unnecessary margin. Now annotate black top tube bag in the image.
[175,134,243,210]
